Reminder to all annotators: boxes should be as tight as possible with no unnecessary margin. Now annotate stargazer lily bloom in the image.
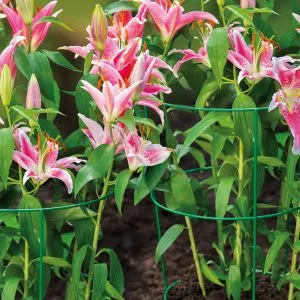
[13,130,85,193]
[142,0,218,43]
[121,131,171,172]
[0,35,25,80]
[0,0,61,52]
[293,13,300,33]
[81,80,142,124]
[169,23,213,76]
[108,9,147,43]
[228,29,276,83]
[269,56,300,155]
[78,113,123,153]
[240,0,256,8]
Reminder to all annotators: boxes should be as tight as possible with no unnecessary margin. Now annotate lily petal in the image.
[47,167,73,194]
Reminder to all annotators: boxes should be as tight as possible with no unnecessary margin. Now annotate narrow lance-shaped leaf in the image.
[207,28,229,86]
[115,169,132,214]
[226,265,241,300]
[0,127,14,188]
[155,224,185,263]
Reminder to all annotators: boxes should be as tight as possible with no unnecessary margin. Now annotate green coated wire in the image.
[154,205,168,290]
[164,102,269,112]
[252,110,258,300]
[0,192,113,213]
[39,210,44,300]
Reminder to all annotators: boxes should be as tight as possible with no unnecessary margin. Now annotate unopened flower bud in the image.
[26,74,41,109]
[0,65,13,107]
[16,0,34,25]
[90,4,108,52]
[217,0,225,6]
[240,0,256,8]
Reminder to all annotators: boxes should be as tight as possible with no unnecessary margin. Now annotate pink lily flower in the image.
[26,73,41,109]
[269,56,300,155]
[81,80,142,124]
[240,0,256,8]
[78,113,123,153]
[228,29,276,83]
[142,0,218,43]
[13,130,85,193]
[169,23,213,76]
[293,13,300,33]
[108,9,146,43]
[0,35,25,80]
[121,131,171,172]
[1,1,61,52]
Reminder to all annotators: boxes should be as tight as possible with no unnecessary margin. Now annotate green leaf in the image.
[2,277,21,300]
[227,265,241,300]
[42,256,72,268]
[0,127,14,188]
[64,129,89,149]
[105,281,124,300]
[12,105,39,126]
[155,224,185,263]
[233,94,261,158]
[118,109,135,132]
[72,245,88,296]
[134,160,168,205]
[45,203,96,222]
[170,168,197,213]
[18,195,47,258]
[36,16,73,31]
[0,234,11,260]
[115,169,132,214]
[207,28,229,86]
[84,52,94,75]
[216,177,235,218]
[14,46,32,79]
[41,50,80,72]
[92,264,108,300]
[256,156,285,167]
[180,112,229,157]
[195,73,219,109]
[99,249,124,293]
[105,1,138,15]
[287,272,300,289]
[226,5,252,22]
[75,144,115,196]
[134,117,160,131]
[264,231,290,273]
[199,255,224,286]
[76,74,98,116]
[28,51,55,102]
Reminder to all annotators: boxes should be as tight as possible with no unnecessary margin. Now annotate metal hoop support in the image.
[152,104,298,299]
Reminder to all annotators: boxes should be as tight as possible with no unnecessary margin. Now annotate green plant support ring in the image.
[0,192,113,299]
[152,103,298,300]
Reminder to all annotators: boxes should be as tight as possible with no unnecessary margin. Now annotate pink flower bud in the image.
[26,74,41,109]
[90,4,107,52]
[240,0,256,8]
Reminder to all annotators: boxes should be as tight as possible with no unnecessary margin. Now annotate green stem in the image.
[200,0,204,10]
[24,239,29,297]
[238,138,244,197]
[185,216,206,297]
[4,106,11,127]
[162,41,170,61]
[85,162,114,300]
[218,5,226,27]
[288,211,300,300]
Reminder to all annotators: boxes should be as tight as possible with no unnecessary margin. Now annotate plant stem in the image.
[288,211,300,300]
[218,5,226,27]
[238,137,244,197]
[85,162,114,300]
[185,216,206,297]
[4,106,11,127]
[24,239,29,297]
